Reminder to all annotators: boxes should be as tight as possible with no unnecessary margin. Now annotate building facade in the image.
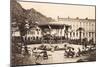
[12,17,96,44]
[57,17,96,43]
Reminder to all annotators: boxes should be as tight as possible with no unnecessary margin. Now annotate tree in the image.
[11,0,29,54]
[89,38,94,45]
[76,27,85,45]
[65,25,72,41]
[82,38,88,48]
[11,0,54,54]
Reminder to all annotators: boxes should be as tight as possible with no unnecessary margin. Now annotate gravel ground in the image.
[12,43,95,66]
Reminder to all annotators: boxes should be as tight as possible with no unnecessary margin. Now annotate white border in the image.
[0,0,99,67]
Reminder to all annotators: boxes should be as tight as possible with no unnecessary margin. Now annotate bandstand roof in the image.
[38,21,71,29]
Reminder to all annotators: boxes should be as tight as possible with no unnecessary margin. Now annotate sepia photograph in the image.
[11,0,96,66]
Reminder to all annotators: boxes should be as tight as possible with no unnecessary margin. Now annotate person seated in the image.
[32,47,39,57]
[68,48,75,58]
[72,48,75,54]
[32,47,37,53]
[64,44,68,50]
[42,50,48,59]
[64,49,68,56]
[76,48,81,57]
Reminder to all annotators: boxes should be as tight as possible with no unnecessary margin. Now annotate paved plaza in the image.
[20,43,89,65]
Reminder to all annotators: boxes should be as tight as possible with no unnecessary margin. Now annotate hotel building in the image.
[12,17,96,43]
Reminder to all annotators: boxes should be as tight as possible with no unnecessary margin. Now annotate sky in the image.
[18,0,95,19]
[18,0,96,5]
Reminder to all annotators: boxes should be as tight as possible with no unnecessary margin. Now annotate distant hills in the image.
[25,8,55,24]
[11,0,55,36]
[11,0,55,25]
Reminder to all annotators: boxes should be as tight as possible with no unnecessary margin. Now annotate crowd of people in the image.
[20,43,96,64]
[64,44,81,58]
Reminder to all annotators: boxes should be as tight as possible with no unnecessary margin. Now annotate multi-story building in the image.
[57,17,96,43]
[12,17,96,44]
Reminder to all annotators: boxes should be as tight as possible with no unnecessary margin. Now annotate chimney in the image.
[57,16,59,21]
[68,16,70,19]
[85,17,88,20]
[76,17,79,19]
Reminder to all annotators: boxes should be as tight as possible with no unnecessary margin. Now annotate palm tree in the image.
[76,27,85,45]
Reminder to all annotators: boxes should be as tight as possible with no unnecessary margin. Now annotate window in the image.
[76,32,78,37]
[38,29,40,31]
[33,37,35,40]
[89,32,91,37]
[70,32,72,37]
[30,37,33,40]
[36,29,39,35]
[73,32,75,37]
[86,32,88,37]
[25,37,27,40]
[83,33,85,37]
[37,31,39,35]
[60,29,62,35]
[36,36,38,40]
[92,32,94,37]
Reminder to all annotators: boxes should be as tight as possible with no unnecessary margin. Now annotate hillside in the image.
[11,0,54,24]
